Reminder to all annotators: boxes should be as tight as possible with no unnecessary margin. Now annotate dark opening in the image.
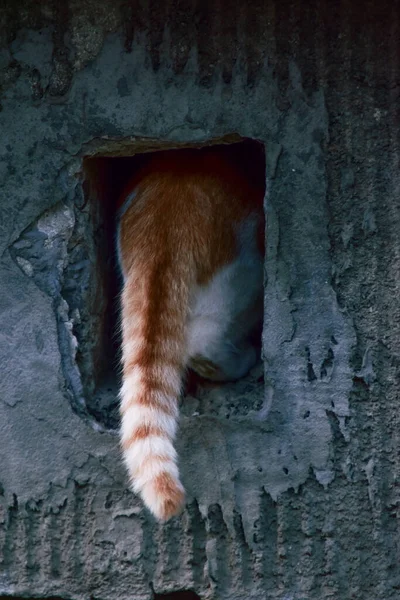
[153,592,201,600]
[79,139,265,429]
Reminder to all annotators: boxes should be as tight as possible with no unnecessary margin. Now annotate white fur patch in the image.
[150,364,182,394]
[186,214,263,379]
[124,437,177,472]
[121,405,177,442]
[123,312,144,337]
[133,458,180,491]
[119,368,144,404]
[187,225,263,355]
[122,337,145,360]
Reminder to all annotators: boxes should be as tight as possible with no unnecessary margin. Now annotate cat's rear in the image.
[117,146,264,520]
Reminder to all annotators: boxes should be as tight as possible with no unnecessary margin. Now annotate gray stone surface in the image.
[1,1,400,599]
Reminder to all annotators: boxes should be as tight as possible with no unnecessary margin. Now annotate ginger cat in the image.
[117,144,265,520]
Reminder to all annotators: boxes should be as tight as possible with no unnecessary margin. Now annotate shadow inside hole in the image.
[153,592,201,600]
[80,139,266,430]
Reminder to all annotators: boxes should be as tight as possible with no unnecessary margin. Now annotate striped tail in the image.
[119,259,193,520]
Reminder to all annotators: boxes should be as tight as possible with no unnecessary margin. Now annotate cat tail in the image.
[119,254,194,521]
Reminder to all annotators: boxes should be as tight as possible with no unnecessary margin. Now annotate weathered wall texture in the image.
[1,1,400,599]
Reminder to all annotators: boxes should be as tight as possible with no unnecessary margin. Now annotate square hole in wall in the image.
[75,138,265,429]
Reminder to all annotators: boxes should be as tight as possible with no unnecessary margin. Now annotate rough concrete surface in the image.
[0,1,400,599]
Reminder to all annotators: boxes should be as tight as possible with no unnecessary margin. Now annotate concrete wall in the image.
[1,1,399,598]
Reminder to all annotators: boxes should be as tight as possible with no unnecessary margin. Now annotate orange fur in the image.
[118,146,264,520]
